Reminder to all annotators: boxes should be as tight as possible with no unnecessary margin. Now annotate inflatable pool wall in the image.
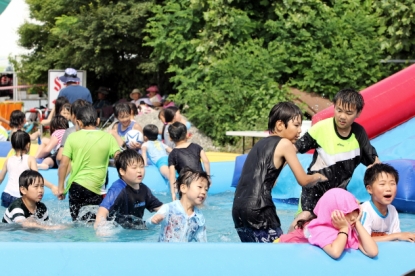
[312,63,415,139]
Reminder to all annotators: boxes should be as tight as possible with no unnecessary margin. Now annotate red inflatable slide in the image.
[312,64,415,139]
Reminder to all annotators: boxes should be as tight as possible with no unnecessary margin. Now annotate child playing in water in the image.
[94,149,162,230]
[361,163,415,242]
[232,102,327,243]
[2,170,63,230]
[35,115,69,169]
[147,167,210,242]
[0,131,58,207]
[278,188,378,259]
[141,124,172,179]
[111,102,143,150]
[291,88,380,232]
[168,122,210,201]
[58,105,120,221]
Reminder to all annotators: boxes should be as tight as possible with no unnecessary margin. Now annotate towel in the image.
[307,188,360,249]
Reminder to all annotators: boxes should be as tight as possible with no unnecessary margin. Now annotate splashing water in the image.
[0,191,414,242]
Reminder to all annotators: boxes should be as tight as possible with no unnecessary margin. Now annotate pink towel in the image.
[307,188,360,249]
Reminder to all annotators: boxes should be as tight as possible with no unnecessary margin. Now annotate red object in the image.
[312,64,415,139]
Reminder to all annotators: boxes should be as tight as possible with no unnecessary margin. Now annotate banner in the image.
[48,70,87,108]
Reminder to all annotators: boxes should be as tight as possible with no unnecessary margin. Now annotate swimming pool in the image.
[1,190,414,243]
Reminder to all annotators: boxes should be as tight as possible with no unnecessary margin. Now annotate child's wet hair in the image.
[11,130,30,158]
[114,149,144,179]
[143,124,159,141]
[76,105,98,127]
[176,167,211,199]
[50,115,69,134]
[9,110,25,128]
[19,170,44,196]
[364,163,399,187]
[168,122,187,142]
[332,88,364,113]
[114,102,131,118]
[164,106,179,123]
[128,102,139,116]
[71,99,90,116]
[268,102,302,132]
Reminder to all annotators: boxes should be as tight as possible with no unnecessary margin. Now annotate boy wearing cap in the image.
[58,68,92,104]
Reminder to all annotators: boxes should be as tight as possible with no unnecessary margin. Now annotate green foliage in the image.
[374,0,415,56]
[15,0,159,99]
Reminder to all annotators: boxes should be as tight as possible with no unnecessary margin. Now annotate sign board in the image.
[48,70,87,108]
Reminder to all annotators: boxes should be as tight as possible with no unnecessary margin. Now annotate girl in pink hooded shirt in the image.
[277,188,378,259]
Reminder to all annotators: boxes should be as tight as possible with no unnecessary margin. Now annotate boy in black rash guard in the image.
[232,102,327,243]
[289,88,380,232]
[168,122,210,201]
[94,149,162,230]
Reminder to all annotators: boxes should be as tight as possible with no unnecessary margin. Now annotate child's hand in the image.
[316,173,328,182]
[151,214,164,225]
[331,210,349,231]
[128,141,141,150]
[398,232,415,242]
[51,185,59,197]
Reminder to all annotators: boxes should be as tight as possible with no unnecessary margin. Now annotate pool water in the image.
[0,191,414,242]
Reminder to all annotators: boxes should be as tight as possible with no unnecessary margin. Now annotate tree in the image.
[16,0,158,99]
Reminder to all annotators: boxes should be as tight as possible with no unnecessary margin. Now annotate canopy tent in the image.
[0,0,11,15]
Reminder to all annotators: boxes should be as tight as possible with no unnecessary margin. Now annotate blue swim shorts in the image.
[236,227,283,243]
[155,156,169,170]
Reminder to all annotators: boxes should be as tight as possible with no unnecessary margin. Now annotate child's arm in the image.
[0,158,8,184]
[35,136,59,159]
[322,211,350,259]
[278,139,327,186]
[57,156,70,200]
[28,156,59,196]
[168,165,177,201]
[200,150,210,176]
[94,207,109,230]
[0,116,9,125]
[141,145,148,166]
[165,146,172,153]
[355,220,378,257]
[20,218,64,230]
[372,232,415,242]
[110,123,125,148]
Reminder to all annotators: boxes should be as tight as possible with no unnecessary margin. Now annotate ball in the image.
[125,129,144,147]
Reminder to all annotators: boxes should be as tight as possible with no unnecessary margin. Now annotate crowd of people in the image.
[0,68,413,251]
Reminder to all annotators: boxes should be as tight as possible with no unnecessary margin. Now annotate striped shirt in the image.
[2,198,49,223]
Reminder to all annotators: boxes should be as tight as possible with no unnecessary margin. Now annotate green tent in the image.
[0,0,11,15]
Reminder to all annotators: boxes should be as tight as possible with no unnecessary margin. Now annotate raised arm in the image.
[200,150,210,176]
[277,139,326,187]
[0,158,8,184]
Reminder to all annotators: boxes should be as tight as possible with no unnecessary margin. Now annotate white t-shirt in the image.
[360,200,401,236]
[4,155,30,198]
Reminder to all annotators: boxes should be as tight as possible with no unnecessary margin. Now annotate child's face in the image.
[120,160,145,186]
[20,178,44,203]
[344,209,360,228]
[280,115,302,143]
[334,101,360,132]
[180,177,209,206]
[60,109,71,121]
[173,111,182,123]
[131,93,139,101]
[366,172,397,207]
[117,112,131,128]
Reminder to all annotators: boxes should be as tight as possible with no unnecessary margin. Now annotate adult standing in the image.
[58,68,92,104]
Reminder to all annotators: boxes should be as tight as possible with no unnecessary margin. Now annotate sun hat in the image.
[58,68,80,83]
[96,87,110,95]
[130,88,142,99]
[146,85,159,93]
